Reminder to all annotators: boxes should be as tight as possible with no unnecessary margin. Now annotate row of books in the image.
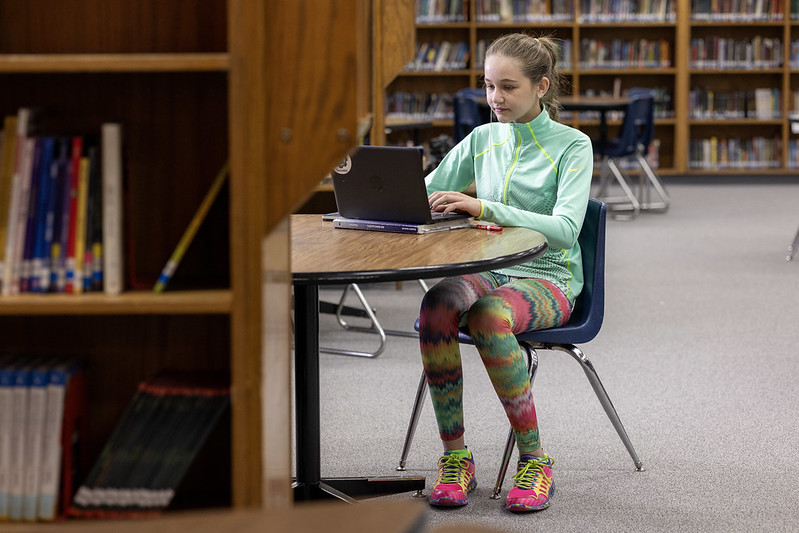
[0,356,88,522]
[689,136,782,169]
[475,0,574,22]
[689,37,783,69]
[689,88,782,119]
[578,38,672,69]
[0,109,124,296]
[416,0,468,23]
[385,92,455,121]
[406,41,470,72]
[691,0,784,20]
[578,0,675,22]
[474,38,572,70]
[786,139,799,167]
[69,370,230,518]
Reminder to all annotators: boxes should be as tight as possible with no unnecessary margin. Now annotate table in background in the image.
[560,95,629,153]
[291,215,548,501]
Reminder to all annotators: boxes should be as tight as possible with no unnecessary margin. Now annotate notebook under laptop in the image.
[331,145,469,225]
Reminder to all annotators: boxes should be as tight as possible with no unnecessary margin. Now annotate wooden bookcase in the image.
[0,0,372,517]
[377,1,799,176]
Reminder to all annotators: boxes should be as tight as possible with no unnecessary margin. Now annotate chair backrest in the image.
[453,88,491,142]
[606,89,655,158]
[569,197,606,336]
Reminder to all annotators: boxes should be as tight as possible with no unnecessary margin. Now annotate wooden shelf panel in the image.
[0,53,229,72]
[0,289,232,315]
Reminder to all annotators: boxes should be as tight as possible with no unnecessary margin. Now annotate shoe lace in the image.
[437,454,469,486]
[512,457,550,495]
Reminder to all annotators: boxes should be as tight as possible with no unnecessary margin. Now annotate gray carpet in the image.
[308,180,799,532]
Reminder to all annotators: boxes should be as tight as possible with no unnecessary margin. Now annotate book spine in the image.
[22,362,50,521]
[9,362,33,520]
[37,363,70,521]
[0,358,17,519]
[332,219,420,234]
[64,137,84,294]
[31,137,56,293]
[101,124,123,296]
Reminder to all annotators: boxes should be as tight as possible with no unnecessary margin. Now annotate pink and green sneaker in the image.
[429,451,477,507]
[506,454,555,512]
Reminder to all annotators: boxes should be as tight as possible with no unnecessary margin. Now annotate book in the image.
[11,138,37,294]
[84,144,102,292]
[0,355,19,519]
[3,108,39,295]
[50,137,72,292]
[22,359,52,521]
[101,123,123,296]
[38,357,88,521]
[332,216,472,234]
[68,370,230,518]
[153,161,229,293]
[8,357,40,520]
[0,116,19,292]
[30,137,56,292]
[64,136,84,294]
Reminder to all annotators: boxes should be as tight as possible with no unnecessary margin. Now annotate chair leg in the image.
[787,225,799,261]
[635,152,669,212]
[594,157,640,219]
[320,283,388,358]
[552,344,644,471]
[490,344,539,499]
[397,371,428,473]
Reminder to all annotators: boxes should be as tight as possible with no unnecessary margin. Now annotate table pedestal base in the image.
[293,477,426,503]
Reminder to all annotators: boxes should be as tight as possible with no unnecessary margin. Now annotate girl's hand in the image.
[428,191,482,218]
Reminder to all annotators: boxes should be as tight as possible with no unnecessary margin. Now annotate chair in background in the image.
[453,88,491,142]
[397,199,643,499]
[319,280,429,358]
[595,88,670,217]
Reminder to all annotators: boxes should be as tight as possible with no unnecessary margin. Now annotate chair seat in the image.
[414,311,602,347]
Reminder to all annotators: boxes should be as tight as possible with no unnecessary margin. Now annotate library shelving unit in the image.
[376,0,799,176]
[0,0,373,517]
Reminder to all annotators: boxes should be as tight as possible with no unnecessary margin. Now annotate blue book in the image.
[20,139,44,293]
[0,355,20,520]
[8,357,41,521]
[31,137,56,292]
[50,138,72,292]
[22,359,52,521]
[38,357,87,521]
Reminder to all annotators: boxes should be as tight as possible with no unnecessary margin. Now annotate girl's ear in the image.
[538,77,551,96]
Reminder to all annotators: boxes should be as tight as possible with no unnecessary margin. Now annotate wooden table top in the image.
[291,214,547,285]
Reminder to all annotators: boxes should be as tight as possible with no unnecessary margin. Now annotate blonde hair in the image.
[485,33,563,120]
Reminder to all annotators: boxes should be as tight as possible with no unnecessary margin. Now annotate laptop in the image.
[330,145,470,225]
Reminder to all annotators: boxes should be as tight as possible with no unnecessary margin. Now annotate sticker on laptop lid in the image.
[333,155,352,175]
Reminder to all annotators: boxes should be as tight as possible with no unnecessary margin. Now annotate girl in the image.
[420,33,593,513]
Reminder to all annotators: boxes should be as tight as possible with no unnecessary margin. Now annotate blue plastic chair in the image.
[595,89,669,216]
[398,199,643,498]
[453,88,491,142]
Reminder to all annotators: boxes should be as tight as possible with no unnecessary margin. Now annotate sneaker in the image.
[506,454,555,512]
[429,451,477,507]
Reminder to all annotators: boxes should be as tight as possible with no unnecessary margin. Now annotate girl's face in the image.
[484,54,547,124]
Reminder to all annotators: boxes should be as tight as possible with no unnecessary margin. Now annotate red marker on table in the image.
[472,223,503,232]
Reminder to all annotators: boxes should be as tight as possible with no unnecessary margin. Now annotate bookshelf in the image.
[376,0,799,176]
[0,0,373,519]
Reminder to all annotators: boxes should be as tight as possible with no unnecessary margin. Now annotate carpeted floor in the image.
[307,179,799,532]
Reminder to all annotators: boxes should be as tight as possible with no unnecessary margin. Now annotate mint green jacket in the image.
[425,108,593,303]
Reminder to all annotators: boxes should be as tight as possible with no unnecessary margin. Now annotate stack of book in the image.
[0,356,89,523]
[0,108,125,296]
[67,370,230,519]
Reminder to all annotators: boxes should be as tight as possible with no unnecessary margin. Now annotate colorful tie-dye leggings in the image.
[419,272,572,453]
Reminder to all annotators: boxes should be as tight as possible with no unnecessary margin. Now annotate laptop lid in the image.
[331,145,439,225]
